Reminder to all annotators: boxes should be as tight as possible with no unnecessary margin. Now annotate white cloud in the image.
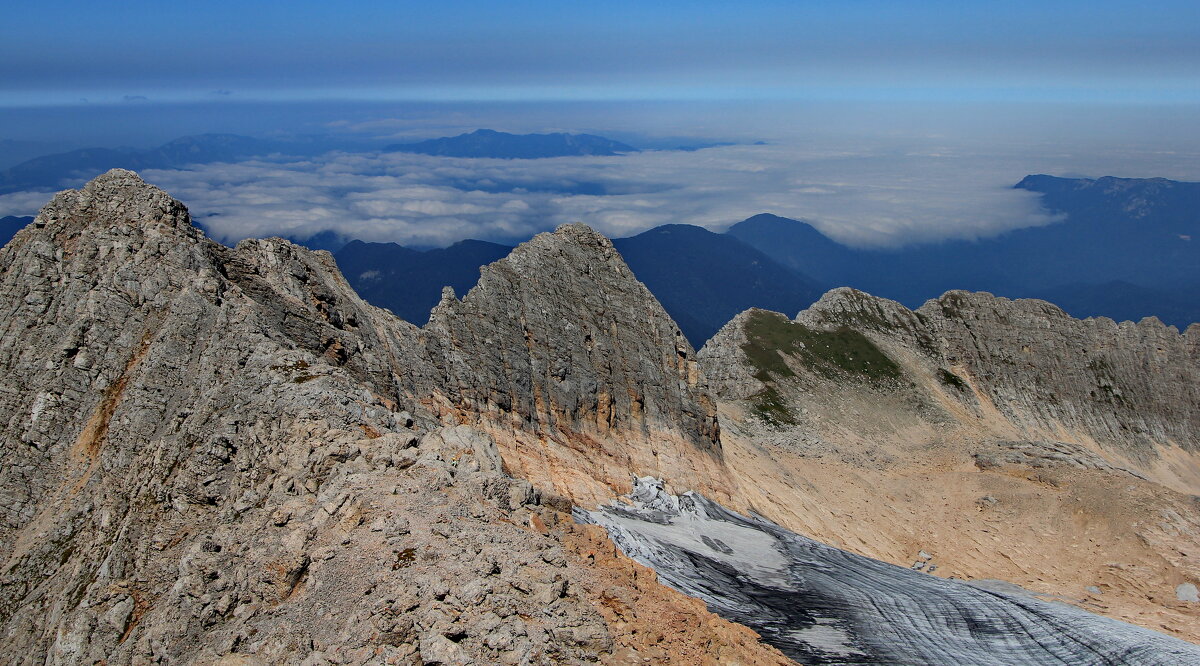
[133,140,1087,249]
[0,190,57,218]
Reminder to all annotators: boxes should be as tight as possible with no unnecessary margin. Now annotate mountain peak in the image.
[36,168,195,236]
[550,221,611,243]
[384,130,637,158]
[424,217,724,498]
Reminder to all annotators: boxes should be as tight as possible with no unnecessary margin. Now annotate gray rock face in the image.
[1178,583,1199,603]
[0,171,722,663]
[973,439,1148,478]
[919,290,1199,456]
[694,309,765,402]
[424,223,719,451]
[578,478,1200,664]
[712,286,1199,460]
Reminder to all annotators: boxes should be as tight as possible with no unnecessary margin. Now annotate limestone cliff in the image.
[797,287,1200,460]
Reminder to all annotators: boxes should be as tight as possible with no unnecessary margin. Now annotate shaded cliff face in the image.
[698,288,1200,641]
[423,223,727,504]
[0,171,763,664]
[428,223,716,447]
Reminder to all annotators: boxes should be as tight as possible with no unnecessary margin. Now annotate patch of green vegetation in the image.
[750,386,796,425]
[741,310,902,383]
[825,297,895,331]
[937,368,967,390]
[741,311,801,381]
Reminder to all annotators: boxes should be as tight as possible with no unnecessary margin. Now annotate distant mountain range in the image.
[611,225,824,344]
[5,173,1195,341]
[0,139,75,170]
[384,129,638,158]
[0,129,702,201]
[335,238,514,325]
[333,224,821,346]
[728,175,1200,329]
[0,133,364,196]
[330,175,1200,344]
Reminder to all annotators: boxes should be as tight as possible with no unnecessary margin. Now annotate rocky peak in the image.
[31,168,195,237]
[423,222,723,501]
[795,287,932,340]
[705,286,1199,465]
[696,309,763,401]
[428,222,714,439]
[916,290,1199,456]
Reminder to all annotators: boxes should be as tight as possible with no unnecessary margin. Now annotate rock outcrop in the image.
[796,287,1200,459]
[423,223,727,503]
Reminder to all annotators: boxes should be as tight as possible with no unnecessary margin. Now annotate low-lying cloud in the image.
[6,140,1124,248]
[128,141,1077,249]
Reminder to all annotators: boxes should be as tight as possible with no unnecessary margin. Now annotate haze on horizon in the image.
[2,0,1199,248]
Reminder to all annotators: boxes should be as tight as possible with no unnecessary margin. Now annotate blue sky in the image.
[4,0,1200,106]
[3,1,1199,248]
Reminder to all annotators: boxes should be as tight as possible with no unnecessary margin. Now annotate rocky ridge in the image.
[0,170,775,664]
[797,287,1199,459]
[423,223,727,504]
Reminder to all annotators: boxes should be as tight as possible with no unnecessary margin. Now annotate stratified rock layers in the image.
[579,478,1200,664]
[424,223,727,504]
[797,287,1200,458]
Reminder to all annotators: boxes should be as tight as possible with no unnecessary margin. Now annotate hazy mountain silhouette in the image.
[728,175,1200,329]
[0,134,319,195]
[383,129,638,159]
[335,239,514,325]
[1031,281,1200,328]
[612,225,825,345]
[0,139,75,170]
[334,224,825,345]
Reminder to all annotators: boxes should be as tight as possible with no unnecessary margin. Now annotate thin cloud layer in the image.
[138,141,1074,249]
[0,190,62,218]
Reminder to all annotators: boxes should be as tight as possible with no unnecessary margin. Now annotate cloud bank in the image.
[133,141,1071,249]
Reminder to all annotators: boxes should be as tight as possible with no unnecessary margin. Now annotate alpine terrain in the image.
[1,170,1197,664]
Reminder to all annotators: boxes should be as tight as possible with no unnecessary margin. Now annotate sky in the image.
[4,1,1200,106]
[2,2,1199,249]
